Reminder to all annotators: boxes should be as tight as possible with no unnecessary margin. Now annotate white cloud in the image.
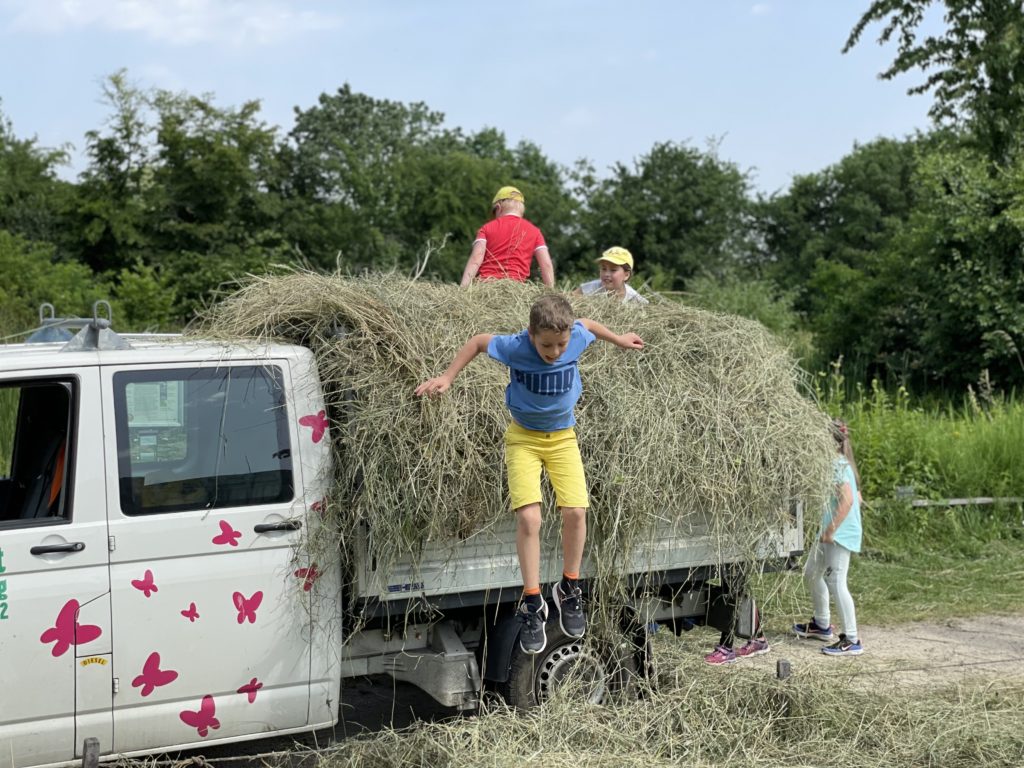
[2,0,342,46]
[750,3,771,15]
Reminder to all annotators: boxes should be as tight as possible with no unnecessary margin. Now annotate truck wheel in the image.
[498,623,640,708]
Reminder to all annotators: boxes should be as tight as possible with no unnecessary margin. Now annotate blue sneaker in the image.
[793,619,835,641]
[821,634,864,656]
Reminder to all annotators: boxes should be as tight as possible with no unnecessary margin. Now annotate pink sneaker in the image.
[704,644,738,665]
[735,637,771,658]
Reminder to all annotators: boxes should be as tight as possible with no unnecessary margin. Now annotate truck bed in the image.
[355,505,803,602]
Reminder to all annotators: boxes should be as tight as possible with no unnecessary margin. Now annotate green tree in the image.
[146,88,289,317]
[147,89,285,252]
[72,72,290,321]
[843,2,1024,387]
[0,106,73,249]
[845,0,1024,165]
[282,87,575,281]
[283,84,452,269]
[573,141,753,289]
[0,230,108,336]
[896,146,1024,387]
[73,71,154,273]
[110,260,178,331]
[756,137,921,315]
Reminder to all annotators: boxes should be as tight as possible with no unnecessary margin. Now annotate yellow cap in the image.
[597,246,634,270]
[492,186,525,205]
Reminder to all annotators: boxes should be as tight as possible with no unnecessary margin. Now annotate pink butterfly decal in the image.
[132,652,179,697]
[212,520,241,547]
[181,603,200,622]
[299,410,328,444]
[179,695,220,737]
[294,564,321,592]
[131,569,158,598]
[233,590,263,624]
[237,677,263,704]
[39,599,102,657]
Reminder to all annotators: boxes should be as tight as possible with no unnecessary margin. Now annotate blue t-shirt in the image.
[821,456,862,553]
[487,321,596,432]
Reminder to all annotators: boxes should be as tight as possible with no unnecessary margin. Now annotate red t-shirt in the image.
[474,215,547,282]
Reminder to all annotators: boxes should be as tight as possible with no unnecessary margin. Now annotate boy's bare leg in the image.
[560,506,586,576]
[515,503,543,592]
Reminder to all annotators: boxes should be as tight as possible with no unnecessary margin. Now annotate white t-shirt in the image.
[578,279,649,305]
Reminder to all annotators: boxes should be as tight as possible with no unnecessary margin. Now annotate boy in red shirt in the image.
[460,186,555,287]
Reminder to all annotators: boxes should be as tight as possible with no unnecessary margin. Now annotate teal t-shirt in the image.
[821,457,862,553]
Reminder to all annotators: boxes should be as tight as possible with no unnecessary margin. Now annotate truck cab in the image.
[0,321,338,768]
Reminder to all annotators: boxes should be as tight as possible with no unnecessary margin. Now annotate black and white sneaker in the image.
[552,581,586,638]
[517,598,549,654]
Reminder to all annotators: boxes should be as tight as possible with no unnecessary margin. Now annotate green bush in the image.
[816,361,1024,501]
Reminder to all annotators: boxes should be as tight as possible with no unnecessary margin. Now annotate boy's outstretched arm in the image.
[460,242,487,287]
[415,334,495,396]
[579,318,644,350]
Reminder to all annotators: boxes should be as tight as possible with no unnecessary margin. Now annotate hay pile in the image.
[198,272,834,578]
[306,643,1024,768]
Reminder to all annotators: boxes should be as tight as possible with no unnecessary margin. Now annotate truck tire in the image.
[498,623,641,708]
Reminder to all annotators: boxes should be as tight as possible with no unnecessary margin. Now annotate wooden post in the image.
[776,658,791,680]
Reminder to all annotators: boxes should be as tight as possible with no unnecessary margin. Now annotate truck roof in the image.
[0,334,311,372]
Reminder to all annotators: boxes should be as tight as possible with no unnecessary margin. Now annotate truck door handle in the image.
[31,541,86,555]
[254,520,302,533]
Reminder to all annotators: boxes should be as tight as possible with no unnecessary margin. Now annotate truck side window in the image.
[114,366,293,516]
[0,380,74,526]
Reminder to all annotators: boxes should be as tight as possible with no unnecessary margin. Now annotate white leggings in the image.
[804,540,858,641]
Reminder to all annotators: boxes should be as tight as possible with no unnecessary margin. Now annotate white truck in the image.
[0,308,803,768]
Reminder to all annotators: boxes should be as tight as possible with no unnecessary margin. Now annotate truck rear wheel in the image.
[498,623,641,708]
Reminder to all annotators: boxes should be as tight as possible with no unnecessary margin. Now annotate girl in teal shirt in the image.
[794,419,864,656]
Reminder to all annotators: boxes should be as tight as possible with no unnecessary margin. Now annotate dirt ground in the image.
[738,613,1024,686]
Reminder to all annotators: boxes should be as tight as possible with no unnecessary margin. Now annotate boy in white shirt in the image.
[575,246,648,305]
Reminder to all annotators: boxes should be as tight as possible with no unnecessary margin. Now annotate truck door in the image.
[0,370,112,768]
[100,362,311,753]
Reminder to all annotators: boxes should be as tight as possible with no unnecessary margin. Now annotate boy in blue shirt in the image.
[415,294,643,654]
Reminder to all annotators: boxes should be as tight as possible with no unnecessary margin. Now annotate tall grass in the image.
[0,388,16,476]
[792,362,1024,624]
[815,361,1024,501]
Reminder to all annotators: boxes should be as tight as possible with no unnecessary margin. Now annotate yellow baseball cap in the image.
[597,246,634,270]
[492,186,525,205]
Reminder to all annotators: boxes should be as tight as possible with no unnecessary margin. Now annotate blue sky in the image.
[0,1,940,195]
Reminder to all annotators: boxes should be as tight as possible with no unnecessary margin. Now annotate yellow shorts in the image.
[504,422,589,511]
